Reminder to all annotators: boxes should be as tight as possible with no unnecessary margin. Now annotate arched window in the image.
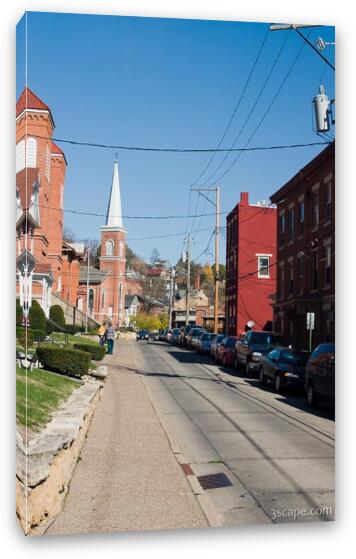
[105,239,114,256]
[88,289,94,314]
[101,289,106,309]
[76,297,83,311]
[119,241,124,257]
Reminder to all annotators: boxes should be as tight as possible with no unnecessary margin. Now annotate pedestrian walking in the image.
[97,322,107,346]
[105,322,116,355]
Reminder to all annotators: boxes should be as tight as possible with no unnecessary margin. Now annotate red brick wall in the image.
[226,193,277,336]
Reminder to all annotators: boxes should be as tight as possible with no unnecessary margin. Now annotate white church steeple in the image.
[105,158,124,229]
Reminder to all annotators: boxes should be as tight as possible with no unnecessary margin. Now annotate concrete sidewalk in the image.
[47,341,208,535]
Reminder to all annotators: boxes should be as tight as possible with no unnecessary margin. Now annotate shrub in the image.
[16,299,23,326]
[36,346,91,377]
[49,305,66,330]
[73,343,106,361]
[66,324,85,335]
[16,327,34,348]
[29,300,47,332]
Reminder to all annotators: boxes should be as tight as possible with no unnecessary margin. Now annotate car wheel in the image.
[306,383,318,408]
[245,362,250,377]
[222,356,226,367]
[274,374,282,393]
[259,368,266,385]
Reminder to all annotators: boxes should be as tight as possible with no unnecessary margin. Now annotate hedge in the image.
[73,343,106,361]
[66,324,85,335]
[36,346,91,377]
[29,300,47,332]
[16,299,23,326]
[16,326,46,347]
[49,305,66,330]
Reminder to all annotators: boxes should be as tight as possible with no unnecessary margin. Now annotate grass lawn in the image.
[52,332,99,346]
[16,365,79,432]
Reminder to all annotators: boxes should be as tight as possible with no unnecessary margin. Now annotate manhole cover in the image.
[197,473,232,490]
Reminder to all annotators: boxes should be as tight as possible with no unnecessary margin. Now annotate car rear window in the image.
[250,333,285,346]
[280,351,310,366]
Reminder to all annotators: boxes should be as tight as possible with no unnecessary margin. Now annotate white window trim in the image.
[257,255,271,279]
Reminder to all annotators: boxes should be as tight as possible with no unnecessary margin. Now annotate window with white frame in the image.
[27,137,37,167]
[257,255,270,278]
[119,240,124,257]
[105,239,114,256]
[16,140,25,173]
[312,189,319,227]
[101,289,106,308]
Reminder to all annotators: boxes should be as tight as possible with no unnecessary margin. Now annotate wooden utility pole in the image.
[190,187,220,334]
[185,234,191,326]
[168,267,175,329]
[214,187,220,334]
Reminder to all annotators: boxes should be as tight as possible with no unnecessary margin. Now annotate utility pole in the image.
[190,187,220,334]
[214,187,220,334]
[168,266,176,329]
[185,234,191,326]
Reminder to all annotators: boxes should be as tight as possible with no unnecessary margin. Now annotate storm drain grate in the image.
[197,473,232,490]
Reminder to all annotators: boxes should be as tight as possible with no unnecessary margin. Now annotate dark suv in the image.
[234,330,286,376]
[305,343,335,408]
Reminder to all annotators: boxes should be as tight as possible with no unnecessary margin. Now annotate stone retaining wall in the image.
[16,381,103,535]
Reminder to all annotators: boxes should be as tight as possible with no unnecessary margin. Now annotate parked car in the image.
[165,329,173,342]
[171,329,181,345]
[196,333,217,355]
[210,334,225,361]
[186,328,205,350]
[260,348,310,393]
[180,325,195,347]
[169,328,180,344]
[305,343,335,408]
[136,330,149,341]
[235,330,286,376]
[159,328,168,341]
[216,336,239,367]
[149,331,160,341]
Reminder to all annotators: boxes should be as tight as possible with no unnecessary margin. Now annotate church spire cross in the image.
[105,159,124,229]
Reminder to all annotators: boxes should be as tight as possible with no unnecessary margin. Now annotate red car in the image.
[215,336,239,367]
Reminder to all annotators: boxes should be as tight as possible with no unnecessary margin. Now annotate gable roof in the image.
[16,87,54,124]
[79,266,109,284]
[125,295,138,308]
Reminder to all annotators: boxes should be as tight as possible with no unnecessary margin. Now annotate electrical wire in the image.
[189,27,270,188]
[205,30,312,187]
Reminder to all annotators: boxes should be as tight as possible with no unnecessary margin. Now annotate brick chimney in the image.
[194,274,201,290]
[240,192,249,206]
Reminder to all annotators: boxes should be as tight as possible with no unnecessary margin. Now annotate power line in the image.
[189,27,270,188]
[200,29,292,187]
[205,29,313,187]
[28,132,329,154]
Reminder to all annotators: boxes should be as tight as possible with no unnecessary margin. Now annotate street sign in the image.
[306,312,315,330]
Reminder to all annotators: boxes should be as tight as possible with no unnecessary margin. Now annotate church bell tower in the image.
[100,158,126,327]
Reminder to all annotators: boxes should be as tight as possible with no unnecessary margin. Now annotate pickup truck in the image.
[234,330,286,376]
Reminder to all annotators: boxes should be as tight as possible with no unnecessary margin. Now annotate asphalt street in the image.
[133,339,335,526]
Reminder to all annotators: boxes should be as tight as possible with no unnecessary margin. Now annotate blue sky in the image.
[16,12,335,264]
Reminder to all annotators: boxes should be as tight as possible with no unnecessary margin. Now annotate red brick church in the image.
[16,86,127,328]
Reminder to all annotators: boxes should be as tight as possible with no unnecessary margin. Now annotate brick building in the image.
[16,87,82,318]
[78,160,127,328]
[16,87,127,328]
[225,192,277,336]
[270,143,335,349]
